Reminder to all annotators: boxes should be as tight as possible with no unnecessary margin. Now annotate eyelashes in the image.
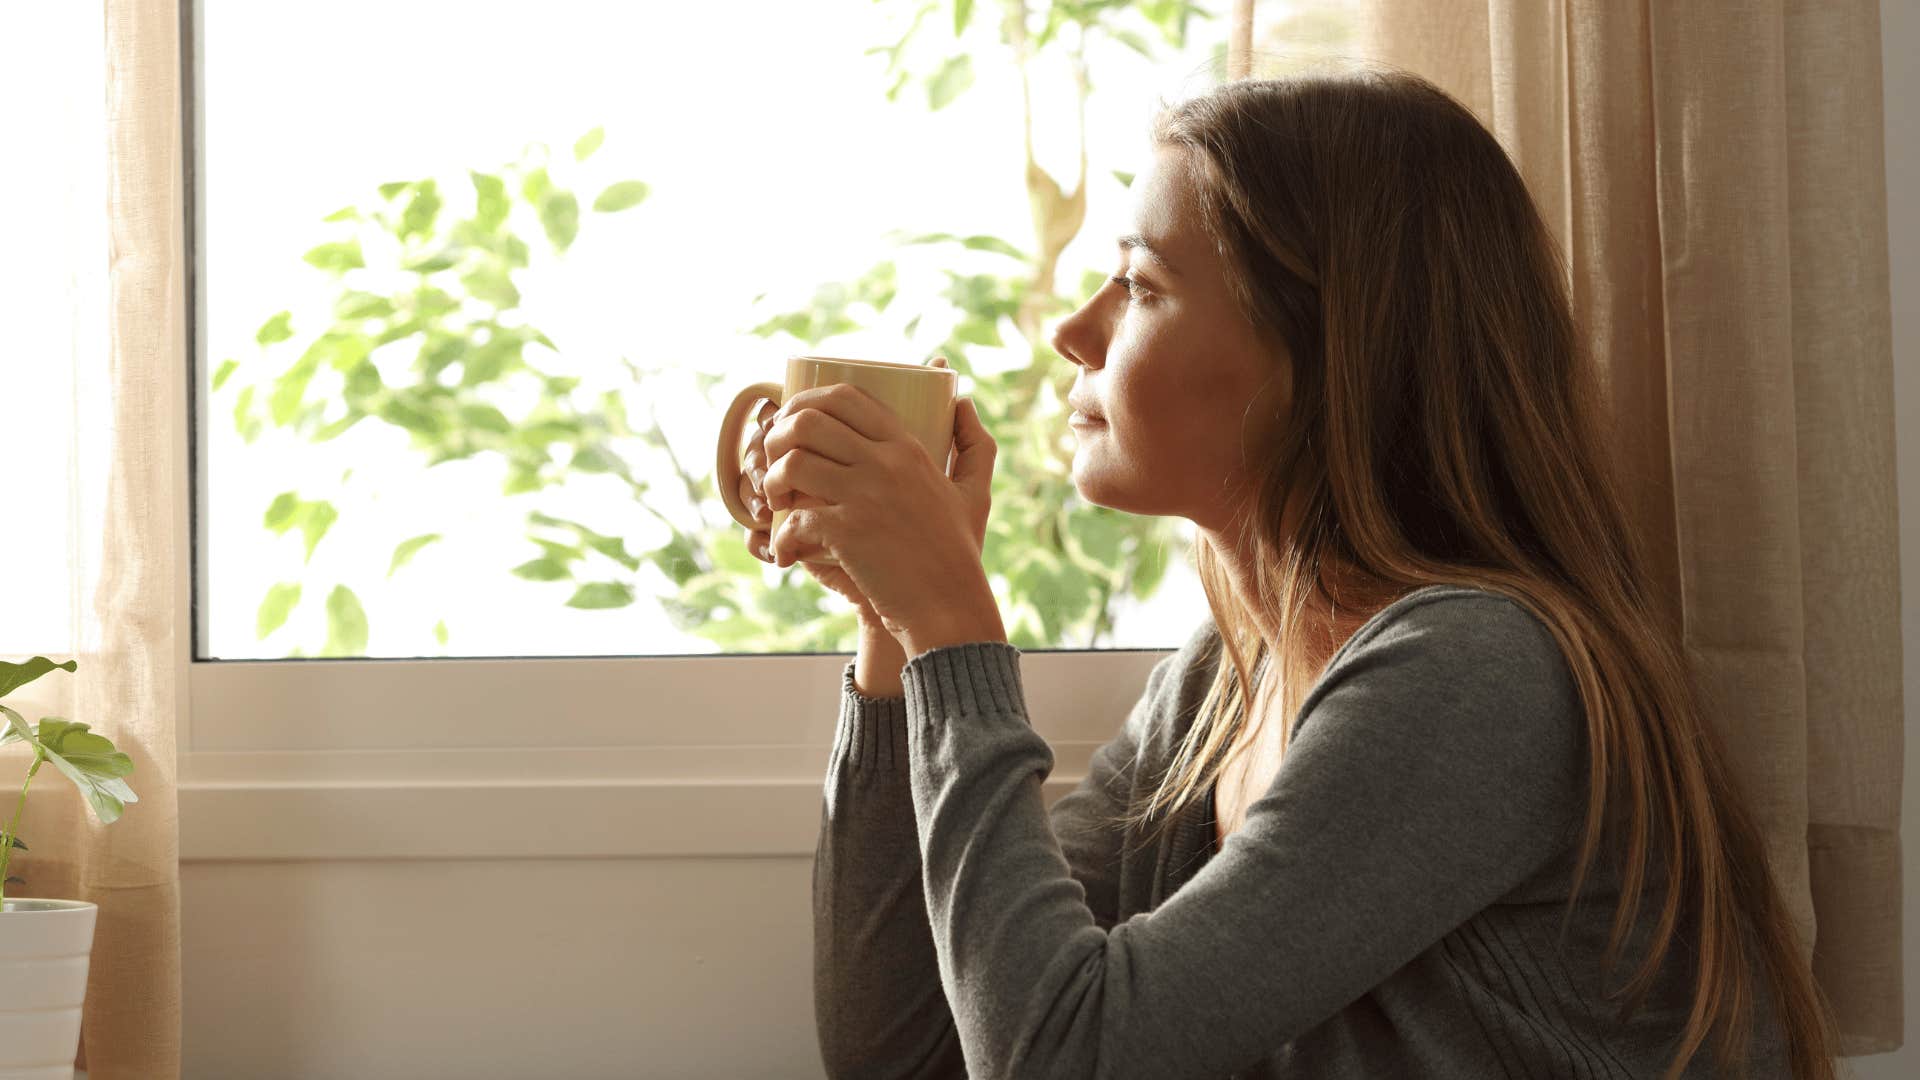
[1109,274,1147,301]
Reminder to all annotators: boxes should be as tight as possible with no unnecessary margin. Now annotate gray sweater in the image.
[813,584,1790,1079]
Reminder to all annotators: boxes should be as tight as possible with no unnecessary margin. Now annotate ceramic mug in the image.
[715,355,958,568]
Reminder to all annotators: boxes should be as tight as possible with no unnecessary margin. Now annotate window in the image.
[190,0,1261,663]
[176,0,1360,855]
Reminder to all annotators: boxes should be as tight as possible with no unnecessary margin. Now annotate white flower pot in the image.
[0,899,96,1080]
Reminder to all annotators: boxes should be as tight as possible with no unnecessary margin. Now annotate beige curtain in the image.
[0,0,186,1076]
[1347,0,1903,1056]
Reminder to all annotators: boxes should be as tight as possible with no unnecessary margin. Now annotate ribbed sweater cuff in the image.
[899,640,1027,724]
[833,659,909,782]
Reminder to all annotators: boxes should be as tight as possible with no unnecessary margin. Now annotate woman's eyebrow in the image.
[1117,233,1181,278]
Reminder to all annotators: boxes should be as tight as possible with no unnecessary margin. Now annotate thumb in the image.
[949,397,996,495]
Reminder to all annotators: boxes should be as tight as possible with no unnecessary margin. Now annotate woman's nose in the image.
[1051,305,1101,371]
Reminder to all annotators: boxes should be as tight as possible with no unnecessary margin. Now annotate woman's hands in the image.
[738,359,1005,657]
[739,399,881,623]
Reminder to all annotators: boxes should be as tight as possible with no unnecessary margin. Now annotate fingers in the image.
[737,472,770,524]
[743,402,778,510]
[763,442,857,512]
[744,527,772,563]
[770,382,899,447]
[763,403,867,477]
[768,507,826,569]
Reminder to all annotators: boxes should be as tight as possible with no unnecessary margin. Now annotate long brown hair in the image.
[1111,68,1840,1079]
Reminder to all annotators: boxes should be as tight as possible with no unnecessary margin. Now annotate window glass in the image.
[197,0,1358,660]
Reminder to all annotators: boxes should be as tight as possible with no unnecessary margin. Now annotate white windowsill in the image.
[177,746,1102,860]
[174,647,1174,860]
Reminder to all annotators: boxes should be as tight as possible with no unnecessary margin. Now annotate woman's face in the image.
[1051,144,1288,532]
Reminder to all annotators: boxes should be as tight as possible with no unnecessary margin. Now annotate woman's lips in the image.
[1069,411,1106,428]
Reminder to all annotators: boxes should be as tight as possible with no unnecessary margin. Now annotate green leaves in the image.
[1109,28,1154,57]
[404,250,461,274]
[322,585,369,656]
[747,260,899,345]
[539,190,580,252]
[0,709,138,826]
[263,492,338,563]
[399,179,443,242]
[0,704,29,749]
[0,657,76,700]
[592,181,650,213]
[521,166,552,206]
[37,719,138,824]
[249,135,635,656]
[335,291,395,320]
[1067,509,1128,564]
[256,582,301,639]
[270,355,319,426]
[457,403,512,433]
[388,533,443,577]
[526,511,643,577]
[899,231,1029,261]
[518,165,582,251]
[233,385,262,443]
[471,171,509,233]
[573,126,605,162]
[376,392,445,437]
[302,239,364,274]
[927,54,973,110]
[256,311,294,345]
[1129,534,1170,600]
[566,582,634,609]
[646,533,701,587]
[512,558,571,582]
[461,265,521,308]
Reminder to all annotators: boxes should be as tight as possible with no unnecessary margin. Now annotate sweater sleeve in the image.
[812,661,966,1079]
[896,593,1587,1080]
[812,650,1183,1078]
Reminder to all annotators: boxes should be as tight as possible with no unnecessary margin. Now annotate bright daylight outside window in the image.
[194,0,1359,661]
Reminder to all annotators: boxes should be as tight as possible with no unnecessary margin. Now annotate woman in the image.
[741,68,1838,1079]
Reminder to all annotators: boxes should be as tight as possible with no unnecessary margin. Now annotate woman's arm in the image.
[813,625,1192,1078]
[898,593,1587,1080]
[812,657,965,1079]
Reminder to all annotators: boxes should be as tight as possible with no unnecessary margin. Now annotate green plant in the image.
[0,658,138,905]
[217,129,662,656]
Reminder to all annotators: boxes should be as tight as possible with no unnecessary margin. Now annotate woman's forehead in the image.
[1127,153,1207,276]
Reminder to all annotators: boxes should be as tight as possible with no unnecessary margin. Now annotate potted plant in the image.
[0,656,137,1079]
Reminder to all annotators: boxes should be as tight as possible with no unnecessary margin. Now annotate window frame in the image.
[177,0,1185,861]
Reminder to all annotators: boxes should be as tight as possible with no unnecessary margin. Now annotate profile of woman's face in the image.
[1050,144,1288,533]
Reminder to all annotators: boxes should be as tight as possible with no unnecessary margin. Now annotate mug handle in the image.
[715,381,784,531]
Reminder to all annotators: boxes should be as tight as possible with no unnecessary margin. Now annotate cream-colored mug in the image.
[715,355,958,568]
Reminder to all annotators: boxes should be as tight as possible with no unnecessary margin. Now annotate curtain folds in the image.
[1357,0,1903,1055]
[2,0,187,1075]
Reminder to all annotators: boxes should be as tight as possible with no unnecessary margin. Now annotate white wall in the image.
[178,6,1919,1076]
[182,859,825,1078]
[1848,0,1917,1075]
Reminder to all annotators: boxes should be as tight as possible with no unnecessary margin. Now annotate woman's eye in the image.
[1110,275,1145,300]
